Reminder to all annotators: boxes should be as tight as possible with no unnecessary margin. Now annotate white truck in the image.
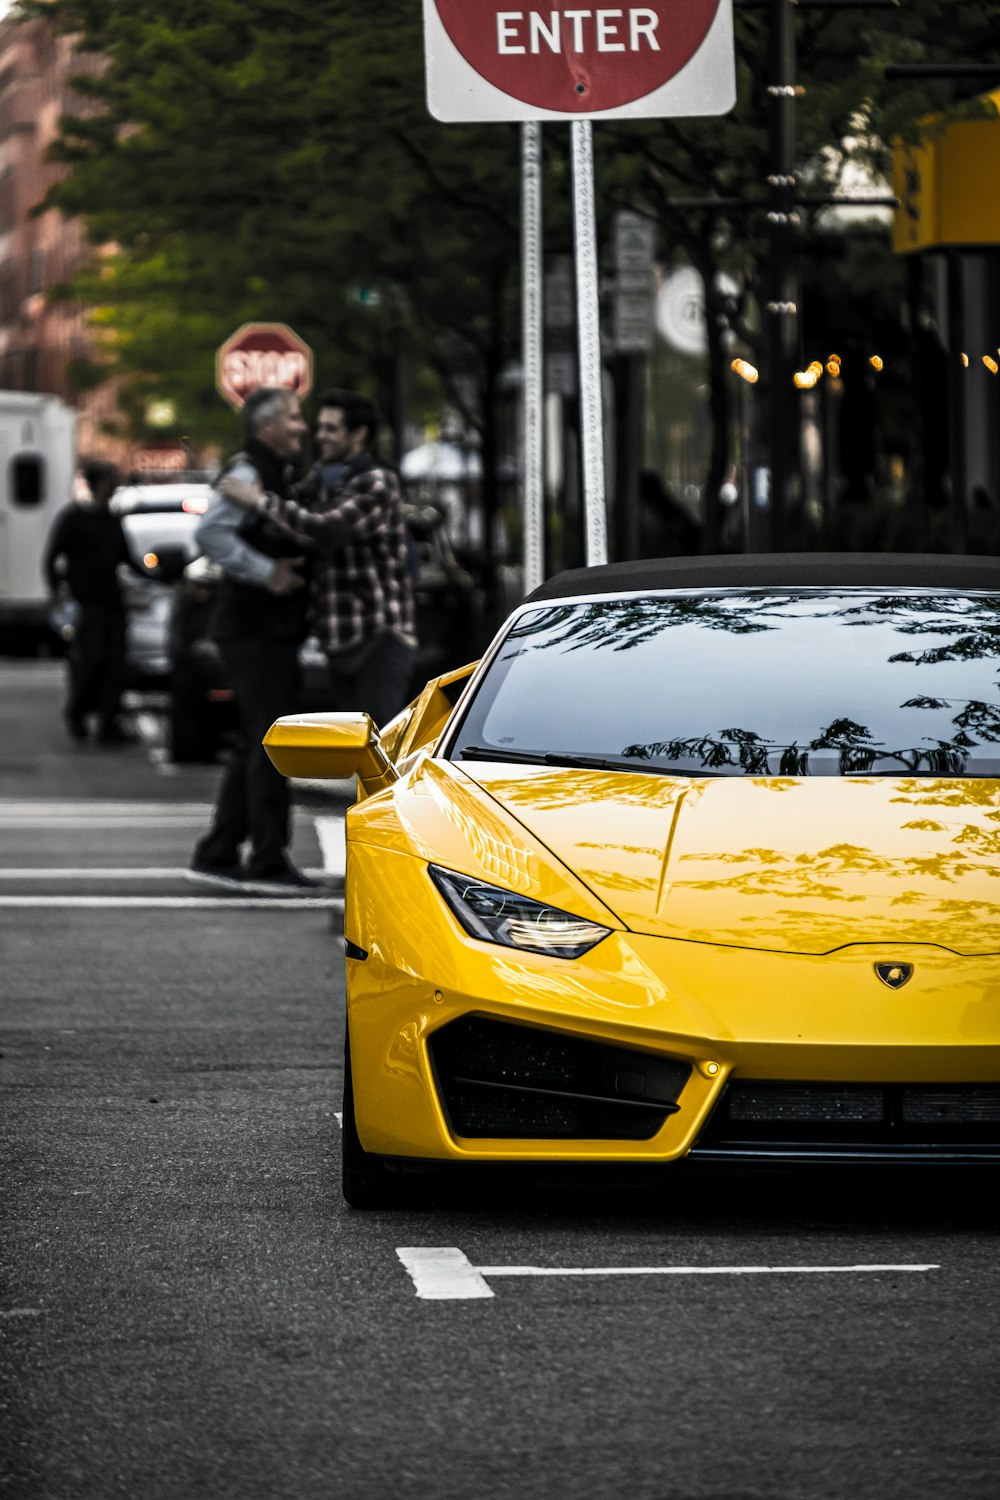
[0,390,77,648]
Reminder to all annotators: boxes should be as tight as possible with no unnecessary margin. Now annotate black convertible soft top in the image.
[526,552,1000,603]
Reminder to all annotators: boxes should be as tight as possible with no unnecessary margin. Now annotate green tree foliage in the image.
[22,0,1000,531]
[27,0,525,478]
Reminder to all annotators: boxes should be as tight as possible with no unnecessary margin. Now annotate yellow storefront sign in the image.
[893,100,1000,254]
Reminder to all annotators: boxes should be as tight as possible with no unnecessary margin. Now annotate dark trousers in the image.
[326,633,416,728]
[67,603,126,729]
[194,638,300,878]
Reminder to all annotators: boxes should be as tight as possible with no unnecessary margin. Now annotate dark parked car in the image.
[113,482,237,761]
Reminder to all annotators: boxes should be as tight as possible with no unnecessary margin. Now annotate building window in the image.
[28,248,46,296]
[0,170,14,235]
[0,264,17,324]
[11,455,45,507]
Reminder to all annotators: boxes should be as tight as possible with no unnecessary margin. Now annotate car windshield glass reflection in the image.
[450,590,1000,777]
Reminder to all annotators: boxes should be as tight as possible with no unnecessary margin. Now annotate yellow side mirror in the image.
[263,712,399,796]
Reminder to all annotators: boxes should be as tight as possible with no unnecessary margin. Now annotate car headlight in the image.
[428,865,611,960]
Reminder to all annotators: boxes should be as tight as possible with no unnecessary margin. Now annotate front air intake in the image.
[692,1080,1000,1163]
[430,1016,691,1140]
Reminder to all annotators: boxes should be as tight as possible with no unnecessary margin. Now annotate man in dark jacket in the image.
[188,385,319,893]
[221,390,416,728]
[43,459,137,744]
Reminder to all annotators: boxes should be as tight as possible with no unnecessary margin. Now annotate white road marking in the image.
[0,896,343,910]
[335,1113,343,1127]
[397,1248,496,1301]
[0,800,212,828]
[396,1248,940,1301]
[0,801,213,815]
[0,1308,42,1318]
[314,815,346,879]
[0,867,329,880]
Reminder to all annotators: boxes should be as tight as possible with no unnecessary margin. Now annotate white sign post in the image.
[521,123,545,592]
[422,0,736,571]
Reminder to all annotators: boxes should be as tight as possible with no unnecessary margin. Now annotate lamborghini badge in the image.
[875,962,914,989]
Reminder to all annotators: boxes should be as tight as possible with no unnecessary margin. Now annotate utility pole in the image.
[763,0,798,552]
[753,0,901,550]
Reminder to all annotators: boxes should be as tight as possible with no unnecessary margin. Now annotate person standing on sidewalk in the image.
[188,386,320,893]
[43,459,138,745]
[220,389,416,728]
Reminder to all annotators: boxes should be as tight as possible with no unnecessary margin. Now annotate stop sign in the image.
[423,0,734,120]
[216,322,313,410]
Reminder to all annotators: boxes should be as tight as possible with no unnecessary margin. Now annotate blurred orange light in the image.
[143,552,159,570]
[869,355,884,372]
[961,353,969,368]
[731,358,759,384]
[984,356,999,375]
[826,360,841,376]
[794,369,820,389]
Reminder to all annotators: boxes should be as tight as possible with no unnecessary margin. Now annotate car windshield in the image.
[449,588,1000,778]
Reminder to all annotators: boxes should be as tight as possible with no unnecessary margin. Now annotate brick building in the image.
[0,15,124,462]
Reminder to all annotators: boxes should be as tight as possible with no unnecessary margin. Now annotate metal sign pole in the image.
[570,120,608,567]
[521,122,545,594]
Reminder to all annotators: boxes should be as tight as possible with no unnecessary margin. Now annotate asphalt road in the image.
[2,660,999,1500]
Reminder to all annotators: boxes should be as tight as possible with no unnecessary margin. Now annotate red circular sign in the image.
[216,322,313,410]
[433,0,722,113]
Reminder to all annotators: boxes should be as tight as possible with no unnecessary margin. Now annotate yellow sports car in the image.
[265,554,1000,1205]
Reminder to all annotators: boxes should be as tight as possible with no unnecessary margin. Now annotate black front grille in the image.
[430,1016,691,1140]
[694,1080,1000,1161]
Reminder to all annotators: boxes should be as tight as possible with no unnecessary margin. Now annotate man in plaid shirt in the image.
[222,389,416,727]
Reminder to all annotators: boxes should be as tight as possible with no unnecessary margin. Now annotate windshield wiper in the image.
[457,746,719,776]
[457,745,551,765]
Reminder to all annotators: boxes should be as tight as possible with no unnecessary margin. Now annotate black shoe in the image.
[65,713,88,741]
[242,866,325,894]
[186,859,245,889]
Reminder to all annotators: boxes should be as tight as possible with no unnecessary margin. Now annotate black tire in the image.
[342,1030,408,1209]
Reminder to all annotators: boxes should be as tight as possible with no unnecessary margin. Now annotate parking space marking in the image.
[396,1248,940,1301]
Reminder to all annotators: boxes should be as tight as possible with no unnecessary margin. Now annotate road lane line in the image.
[0,896,344,910]
[396,1248,940,1300]
[478,1263,941,1277]
[0,867,330,880]
[314,816,346,879]
[0,801,214,815]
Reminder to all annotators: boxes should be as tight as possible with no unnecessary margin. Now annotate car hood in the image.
[459,764,1000,956]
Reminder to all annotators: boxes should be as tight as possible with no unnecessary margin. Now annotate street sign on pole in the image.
[612,211,656,354]
[421,0,735,570]
[422,0,735,121]
[216,323,313,410]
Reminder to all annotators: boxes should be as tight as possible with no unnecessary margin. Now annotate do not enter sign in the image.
[423,0,734,120]
[216,322,313,410]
